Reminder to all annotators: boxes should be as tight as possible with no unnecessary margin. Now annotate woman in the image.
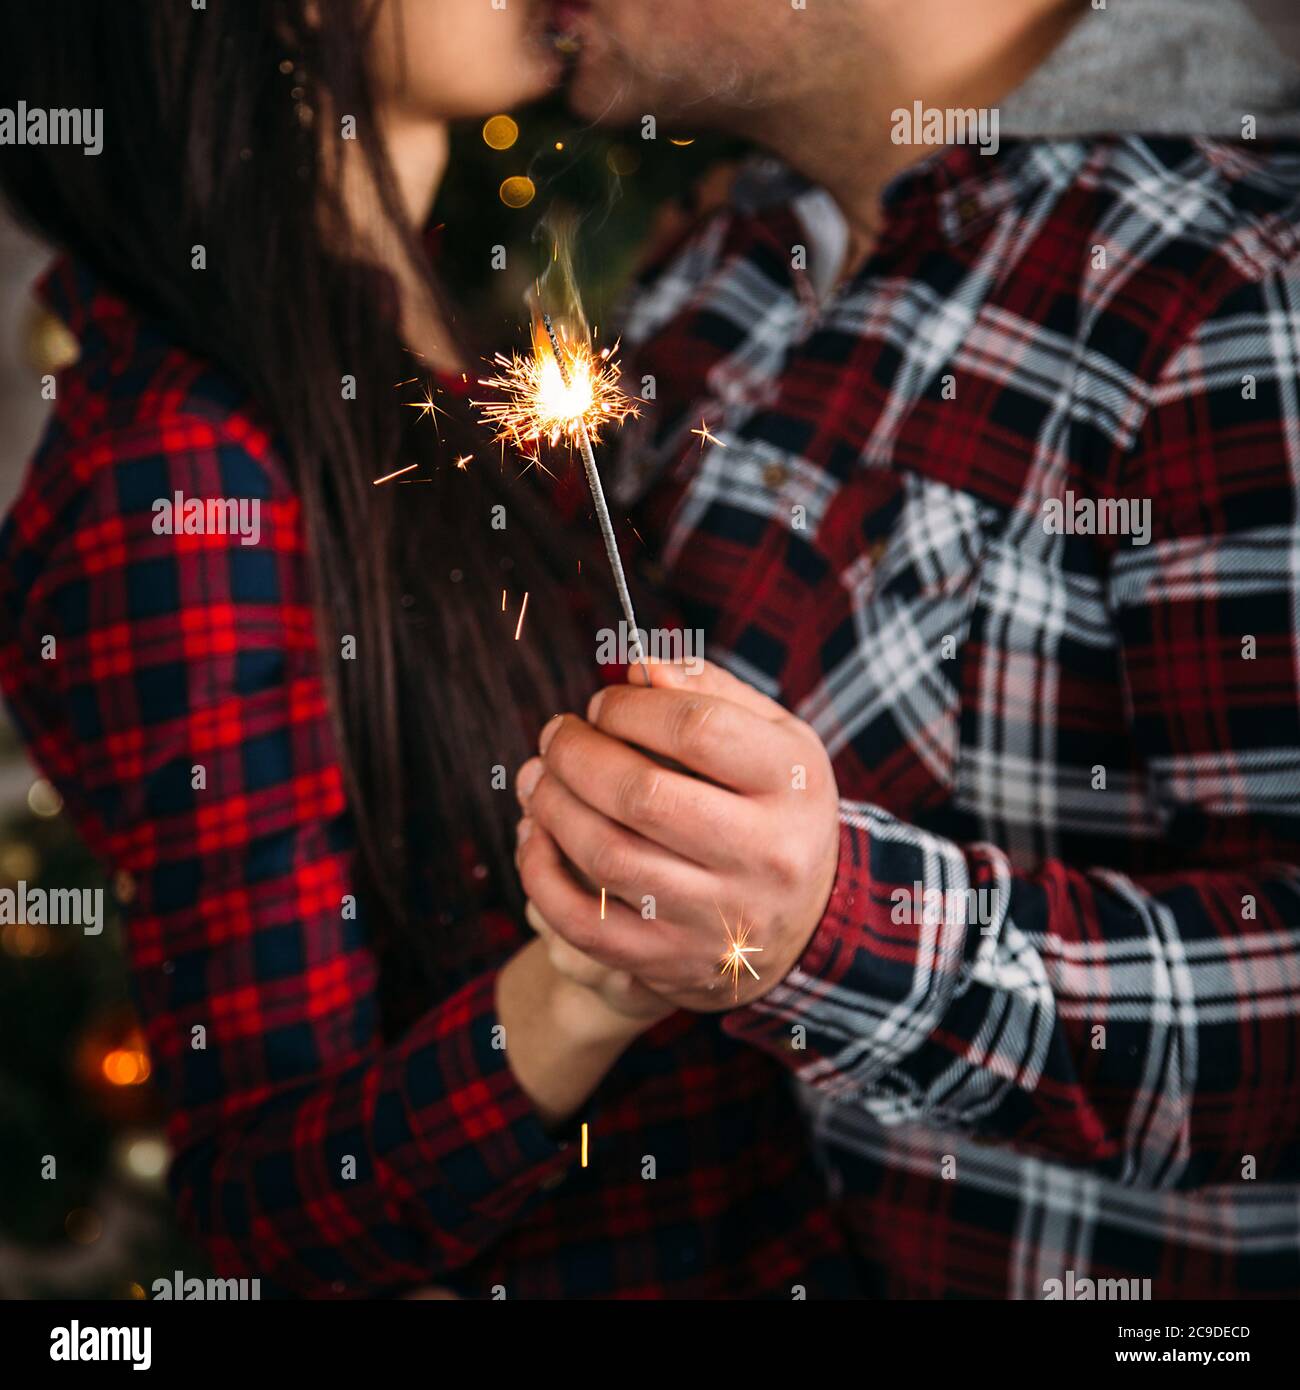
[0,2,856,1297]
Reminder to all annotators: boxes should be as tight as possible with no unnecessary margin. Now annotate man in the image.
[517,0,1300,1296]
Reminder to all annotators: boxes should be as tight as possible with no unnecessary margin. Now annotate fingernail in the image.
[539,714,564,754]
[586,688,607,722]
[517,816,534,844]
[516,760,543,800]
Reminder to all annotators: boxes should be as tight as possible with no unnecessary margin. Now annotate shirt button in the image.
[762,462,789,489]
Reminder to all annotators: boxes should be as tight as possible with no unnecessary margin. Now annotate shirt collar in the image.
[36,256,132,352]
[731,138,1090,300]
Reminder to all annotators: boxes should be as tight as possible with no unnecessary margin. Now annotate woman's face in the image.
[369,0,560,121]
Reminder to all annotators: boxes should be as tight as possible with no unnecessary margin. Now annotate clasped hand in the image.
[514,659,840,1014]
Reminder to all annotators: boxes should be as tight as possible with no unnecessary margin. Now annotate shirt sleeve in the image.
[10,415,578,1295]
[721,272,1300,1191]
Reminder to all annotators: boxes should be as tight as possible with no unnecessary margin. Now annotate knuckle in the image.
[618,766,671,826]
[671,697,718,759]
[762,842,801,886]
[563,912,600,954]
[589,833,638,890]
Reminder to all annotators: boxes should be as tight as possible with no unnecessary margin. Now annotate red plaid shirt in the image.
[614,135,1300,1298]
[0,257,859,1299]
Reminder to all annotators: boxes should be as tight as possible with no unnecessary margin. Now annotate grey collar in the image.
[1001,0,1300,139]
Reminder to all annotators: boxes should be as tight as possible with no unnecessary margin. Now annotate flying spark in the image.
[373,462,419,486]
[690,419,727,451]
[718,906,763,998]
[404,389,450,430]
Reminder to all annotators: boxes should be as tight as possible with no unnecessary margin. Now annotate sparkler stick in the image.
[538,313,650,683]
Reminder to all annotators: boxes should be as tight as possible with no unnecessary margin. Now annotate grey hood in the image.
[1001,0,1300,139]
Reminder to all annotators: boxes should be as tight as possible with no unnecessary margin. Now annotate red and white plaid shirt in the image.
[613,131,1300,1298]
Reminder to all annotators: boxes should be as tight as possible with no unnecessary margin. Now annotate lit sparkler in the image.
[473,310,649,681]
[718,905,763,998]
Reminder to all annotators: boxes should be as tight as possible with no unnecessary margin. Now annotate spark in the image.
[404,389,450,426]
[600,887,606,921]
[373,462,418,486]
[717,905,763,998]
[514,591,529,641]
[515,450,557,482]
[690,419,727,451]
[454,453,473,470]
[581,1122,589,1168]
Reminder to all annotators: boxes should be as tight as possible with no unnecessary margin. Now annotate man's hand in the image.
[514,660,840,1011]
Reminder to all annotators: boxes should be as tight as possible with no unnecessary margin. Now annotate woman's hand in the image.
[494,918,673,1134]
[523,896,674,1026]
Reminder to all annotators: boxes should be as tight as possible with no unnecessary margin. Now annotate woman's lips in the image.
[549,0,591,41]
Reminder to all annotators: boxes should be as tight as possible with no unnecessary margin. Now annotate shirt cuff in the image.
[397,969,579,1215]
[720,814,863,1054]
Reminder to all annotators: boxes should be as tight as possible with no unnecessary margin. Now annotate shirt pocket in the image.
[799,472,1000,807]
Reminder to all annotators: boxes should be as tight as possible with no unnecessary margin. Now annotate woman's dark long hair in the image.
[0,1,605,1003]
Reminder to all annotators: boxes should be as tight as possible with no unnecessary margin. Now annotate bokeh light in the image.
[482,115,519,150]
[499,176,536,209]
[27,778,62,818]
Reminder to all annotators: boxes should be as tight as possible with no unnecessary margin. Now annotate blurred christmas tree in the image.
[0,102,733,1297]
[0,721,204,1298]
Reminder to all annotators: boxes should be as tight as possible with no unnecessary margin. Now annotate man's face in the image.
[554,0,815,132]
